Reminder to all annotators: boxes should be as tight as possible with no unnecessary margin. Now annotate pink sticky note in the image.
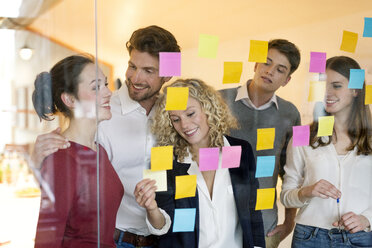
[159,52,181,76]
[309,52,326,73]
[292,125,310,147]
[199,147,219,171]
[221,146,242,168]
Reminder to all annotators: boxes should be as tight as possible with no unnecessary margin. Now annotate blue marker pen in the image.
[337,198,341,231]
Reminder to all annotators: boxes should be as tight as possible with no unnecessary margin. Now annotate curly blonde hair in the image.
[152,78,238,162]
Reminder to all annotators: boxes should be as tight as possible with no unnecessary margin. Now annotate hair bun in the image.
[32,72,54,121]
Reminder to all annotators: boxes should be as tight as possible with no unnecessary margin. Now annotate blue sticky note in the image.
[255,156,275,178]
[173,208,196,232]
[363,17,372,37]
[348,69,365,89]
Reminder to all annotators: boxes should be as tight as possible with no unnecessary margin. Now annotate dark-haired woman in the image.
[281,56,372,247]
[33,55,123,248]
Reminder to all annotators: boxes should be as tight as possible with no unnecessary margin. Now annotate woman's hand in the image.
[298,179,341,203]
[332,212,370,233]
[134,178,165,229]
[134,178,158,211]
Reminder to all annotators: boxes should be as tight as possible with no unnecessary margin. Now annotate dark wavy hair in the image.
[309,56,372,155]
[269,39,301,76]
[32,54,94,120]
[126,25,180,58]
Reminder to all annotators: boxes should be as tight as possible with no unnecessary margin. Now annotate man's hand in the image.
[267,207,296,243]
[267,221,295,242]
[30,127,70,169]
[332,212,370,233]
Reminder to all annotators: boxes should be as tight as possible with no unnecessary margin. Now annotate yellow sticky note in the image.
[365,85,372,105]
[223,62,243,84]
[257,128,275,151]
[151,146,173,171]
[317,116,334,137]
[308,81,326,102]
[255,188,275,210]
[248,40,268,63]
[143,169,167,192]
[165,87,189,110]
[340,31,358,53]
[175,175,197,199]
[198,34,219,58]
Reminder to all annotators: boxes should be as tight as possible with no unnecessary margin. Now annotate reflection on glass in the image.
[32,55,123,247]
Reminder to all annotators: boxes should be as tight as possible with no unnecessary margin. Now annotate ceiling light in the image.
[19,45,33,60]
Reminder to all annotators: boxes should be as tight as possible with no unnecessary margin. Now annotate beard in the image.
[126,79,160,102]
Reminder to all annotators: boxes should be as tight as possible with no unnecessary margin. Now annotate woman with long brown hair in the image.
[281,56,372,247]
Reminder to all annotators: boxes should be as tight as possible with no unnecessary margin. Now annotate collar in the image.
[117,84,147,115]
[235,80,279,110]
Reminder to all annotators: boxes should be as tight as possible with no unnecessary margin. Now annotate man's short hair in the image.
[126,25,180,58]
[268,39,300,76]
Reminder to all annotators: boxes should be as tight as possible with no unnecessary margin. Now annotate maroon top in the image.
[34,142,124,248]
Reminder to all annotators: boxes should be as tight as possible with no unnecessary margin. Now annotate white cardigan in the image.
[281,138,372,231]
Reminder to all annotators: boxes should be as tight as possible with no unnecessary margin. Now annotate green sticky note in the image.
[365,85,372,105]
[165,87,189,110]
[255,188,275,210]
[151,146,173,171]
[198,34,219,58]
[256,128,275,151]
[248,40,268,63]
[175,175,197,199]
[317,116,334,137]
[222,62,243,84]
[143,169,167,192]
[308,81,326,102]
[340,30,358,53]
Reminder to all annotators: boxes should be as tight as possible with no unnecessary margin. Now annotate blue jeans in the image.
[292,223,372,248]
[115,231,153,248]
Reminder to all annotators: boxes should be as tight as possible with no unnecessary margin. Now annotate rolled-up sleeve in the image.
[145,208,172,235]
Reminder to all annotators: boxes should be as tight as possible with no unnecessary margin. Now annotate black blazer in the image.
[155,135,265,248]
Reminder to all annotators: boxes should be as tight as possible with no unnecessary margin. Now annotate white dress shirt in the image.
[97,85,170,235]
[236,80,278,110]
[184,137,243,248]
[281,137,372,231]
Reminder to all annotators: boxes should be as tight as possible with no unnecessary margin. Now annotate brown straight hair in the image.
[309,56,372,155]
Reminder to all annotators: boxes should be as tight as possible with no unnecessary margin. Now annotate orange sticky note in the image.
[317,116,334,137]
[248,40,268,63]
[366,85,372,105]
[198,34,219,58]
[222,62,243,84]
[255,188,275,210]
[340,30,358,53]
[308,81,326,102]
[165,87,189,110]
[151,146,173,171]
[175,175,197,199]
[257,128,275,150]
[143,169,167,192]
